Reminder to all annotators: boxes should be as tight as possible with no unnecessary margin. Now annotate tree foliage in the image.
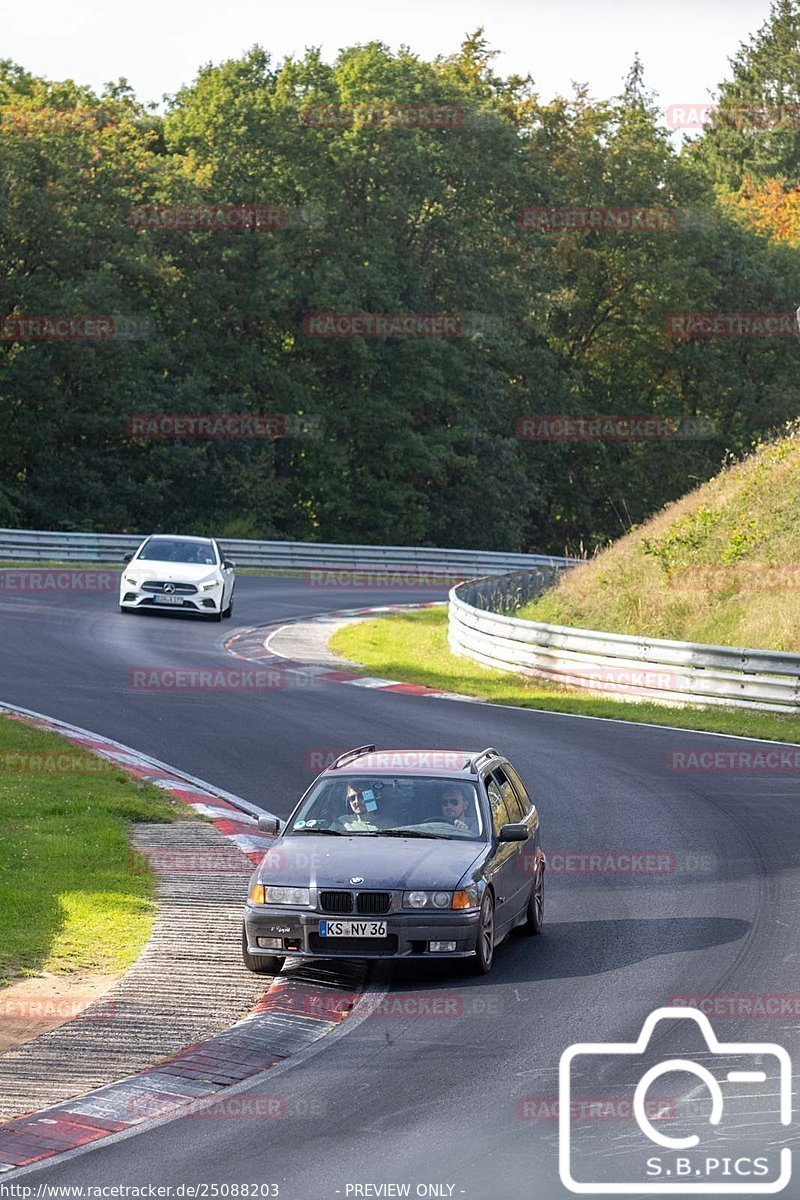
[1,25,800,552]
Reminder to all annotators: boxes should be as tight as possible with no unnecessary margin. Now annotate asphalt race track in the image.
[2,576,799,1198]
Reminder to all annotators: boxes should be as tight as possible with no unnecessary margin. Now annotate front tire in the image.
[468,892,495,975]
[521,867,545,936]
[241,926,284,975]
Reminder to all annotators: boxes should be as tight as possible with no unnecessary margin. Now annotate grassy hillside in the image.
[519,427,800,651]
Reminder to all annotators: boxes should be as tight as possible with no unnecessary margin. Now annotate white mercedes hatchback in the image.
[119,535,235,621]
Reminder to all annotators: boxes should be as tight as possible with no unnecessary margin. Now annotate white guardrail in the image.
[0,527,578,577]
[449,572,800,713]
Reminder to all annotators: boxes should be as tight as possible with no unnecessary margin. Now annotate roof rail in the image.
[330,744,377,770]
[469,747,500,772]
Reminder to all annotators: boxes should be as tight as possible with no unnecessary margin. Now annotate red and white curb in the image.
[225,602,480,702]
[0,703,367,1175]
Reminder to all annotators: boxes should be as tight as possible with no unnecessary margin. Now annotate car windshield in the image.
[285,776,485,840]
[137,538,217,565]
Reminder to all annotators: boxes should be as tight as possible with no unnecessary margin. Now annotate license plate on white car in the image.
[319,920,387,938]
[154,594,184,605]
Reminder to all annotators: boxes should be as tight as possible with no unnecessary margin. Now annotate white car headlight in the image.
[264,885,311,906]
[403,890,453,909]
[201,579,221,591]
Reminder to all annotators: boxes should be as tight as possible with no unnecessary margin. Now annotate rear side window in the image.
[486,778,512,836]
[504,764,532,817]
[491,767,525,823]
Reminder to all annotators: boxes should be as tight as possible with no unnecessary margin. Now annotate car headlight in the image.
[201,579,221,591]
[257,885,311,906]
[403,890,453,910]
[124,576,140,586]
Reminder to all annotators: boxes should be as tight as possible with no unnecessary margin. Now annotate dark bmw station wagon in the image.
[243,746,545,976]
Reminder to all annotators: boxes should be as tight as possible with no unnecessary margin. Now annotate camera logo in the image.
[559,1006,791,1193]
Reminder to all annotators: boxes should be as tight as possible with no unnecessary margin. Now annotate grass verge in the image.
[329,607,800,743]
[0,715,187,986]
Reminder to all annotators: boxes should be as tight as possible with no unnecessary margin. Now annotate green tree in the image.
[690,0,800,188]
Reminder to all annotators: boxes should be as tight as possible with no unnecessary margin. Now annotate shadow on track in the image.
[383,915,750,989]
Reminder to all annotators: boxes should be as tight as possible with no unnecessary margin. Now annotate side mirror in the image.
[122,552,133,564]
[498,822,528,842]
[257,815,281,835]
[223,560,235,570]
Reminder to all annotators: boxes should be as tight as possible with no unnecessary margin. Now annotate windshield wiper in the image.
[289,828,346,836]
[367,829,442,839]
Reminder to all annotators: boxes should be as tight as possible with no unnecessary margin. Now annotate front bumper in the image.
[244,905,481,960]
[120,583,223,613]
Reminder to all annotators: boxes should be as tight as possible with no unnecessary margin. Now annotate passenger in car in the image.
[334,783,385,832]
